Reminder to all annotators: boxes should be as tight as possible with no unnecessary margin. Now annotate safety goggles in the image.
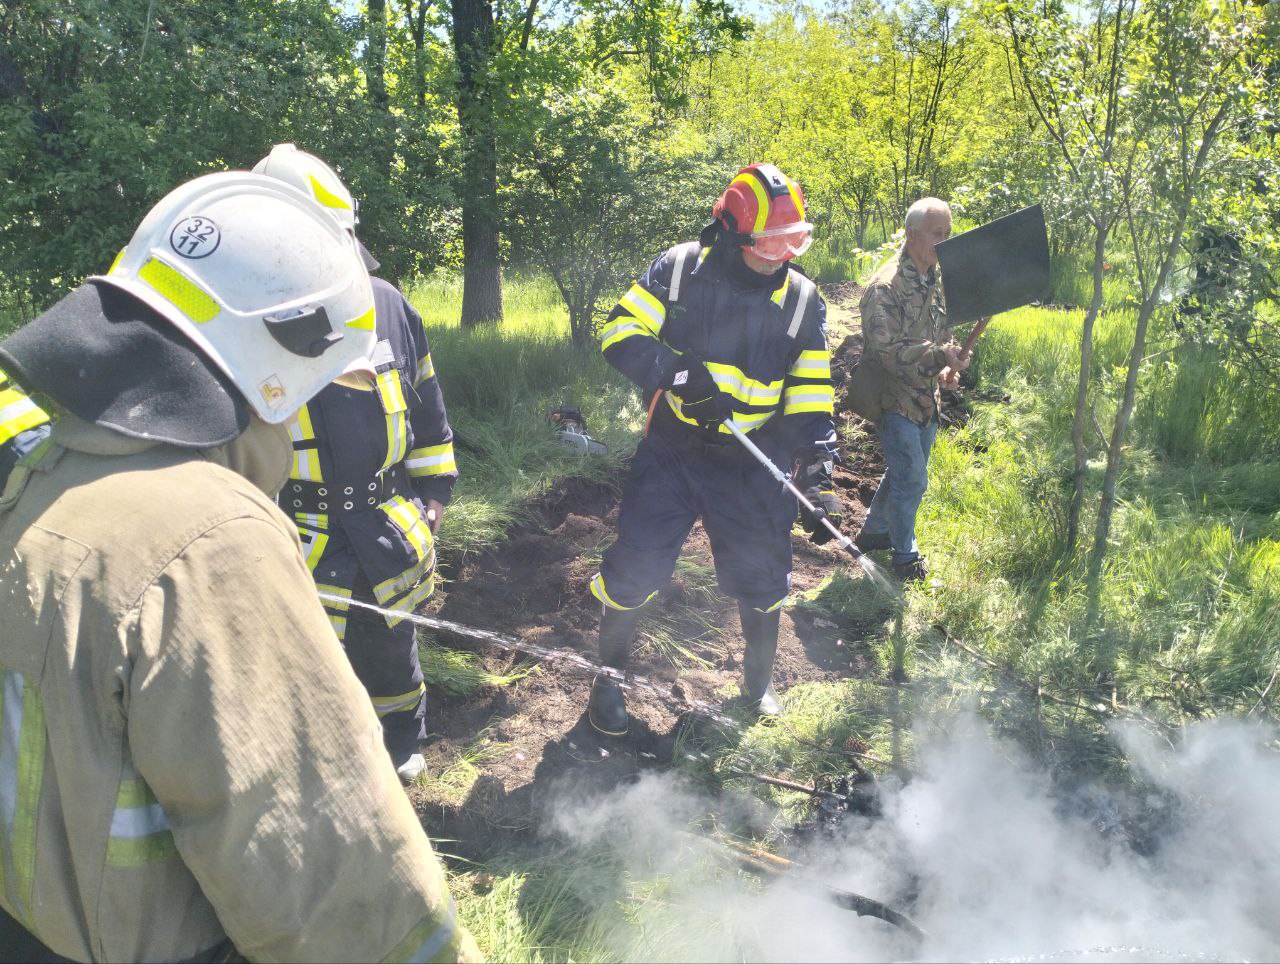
[748,221,814,261]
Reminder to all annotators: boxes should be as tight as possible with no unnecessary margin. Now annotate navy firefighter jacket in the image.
[281,277,457,640]
[600,241,837,465]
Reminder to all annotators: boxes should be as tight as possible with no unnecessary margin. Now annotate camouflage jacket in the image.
[859,247,949,424]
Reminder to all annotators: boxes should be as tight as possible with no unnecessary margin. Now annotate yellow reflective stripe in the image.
[318,584,353,640]
[288,405,322,482]
[137,258,220,323]
[771,272,790,307]
[414,352,436,386]
[108,248,126,275]
[307,173,352,210]
[589,573,657,612]
[0,393,50,446]
[600,314,650,352]
[381,897,460,964]
[316,583,351,609]
[373,558,436,607]
[406,442,456,478]
[782,383,835,414]
[372,683,426,717]
[790,349,830,376]
[620,284,666,331]
[291,448,321,481]
[375,372,408,472]
[346,304,375,331]
[663,394,776,434]
[756,596,787,614]
[293,511,329,530]
[786,179,806,220]
[298,527,329,571]
[732,173,770,232]
[383,574,436,626]
[106,778,176,866]
[703,363,783,406]
[376,370,407,412]
[383,412,407,471]
[0,668,46,924]
[380,495,434,567]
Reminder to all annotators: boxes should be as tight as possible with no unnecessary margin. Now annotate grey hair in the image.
[904,197,951,230]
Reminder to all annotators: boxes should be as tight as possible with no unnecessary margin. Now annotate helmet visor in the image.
[749,222,814,261]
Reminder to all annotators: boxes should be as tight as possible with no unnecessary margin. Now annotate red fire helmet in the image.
[712,163,813,261]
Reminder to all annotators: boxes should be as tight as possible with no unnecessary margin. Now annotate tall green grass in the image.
[406,273,643,557]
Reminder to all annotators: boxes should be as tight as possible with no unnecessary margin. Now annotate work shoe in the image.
[588,674,629,736]
[740,603,783,718]
[854,528,892,552]
[892,556,929,584]
[396,753,426,785]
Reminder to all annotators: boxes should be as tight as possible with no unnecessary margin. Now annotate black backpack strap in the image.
[782,268,818,343]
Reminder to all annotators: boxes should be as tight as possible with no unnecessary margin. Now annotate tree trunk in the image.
[1065,222,1107,554]
[1086,218,1187,622]
[365,0,389,112]
[451,0,504,326]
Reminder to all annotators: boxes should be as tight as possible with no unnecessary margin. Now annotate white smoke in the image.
[547,716,1280,962]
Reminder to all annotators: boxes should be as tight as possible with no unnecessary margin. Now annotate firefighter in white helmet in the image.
[0,172,478,963]
[253,144,459,784]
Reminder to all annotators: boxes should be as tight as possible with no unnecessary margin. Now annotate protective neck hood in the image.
[719,243,788,291]
[0,282,250,448]
[199,416,293,497]
[50,412,292,497]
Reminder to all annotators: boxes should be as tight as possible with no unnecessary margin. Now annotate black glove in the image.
[666,360,733,431]
[793,447,841,544]
[799,489,843,545]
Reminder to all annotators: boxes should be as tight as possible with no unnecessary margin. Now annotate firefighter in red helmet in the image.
[588,163,840,736]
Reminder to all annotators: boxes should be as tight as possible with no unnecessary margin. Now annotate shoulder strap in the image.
[666,241,702,305]
[785,269,816,341]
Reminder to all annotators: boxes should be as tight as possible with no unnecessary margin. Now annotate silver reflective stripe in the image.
[407,898,457,964]
[669,244,692,303]
[0,671,23,834]
[787,273,813,339]
[405,452,454,471]
[110,801,170,838]
[0,397,39,426]
[784,390,831,405]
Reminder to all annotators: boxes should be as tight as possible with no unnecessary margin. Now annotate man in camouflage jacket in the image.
[855,197,969,581]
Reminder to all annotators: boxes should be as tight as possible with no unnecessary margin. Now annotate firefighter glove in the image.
[799,489,843,545]
[667,361,733,431]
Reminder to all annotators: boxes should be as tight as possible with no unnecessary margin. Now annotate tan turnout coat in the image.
[0,415,479,963]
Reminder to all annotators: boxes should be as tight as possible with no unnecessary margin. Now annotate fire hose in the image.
[721,419,865,563]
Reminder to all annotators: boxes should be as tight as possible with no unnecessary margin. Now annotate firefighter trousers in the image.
[346,572,427,765]
[596,426,795,613]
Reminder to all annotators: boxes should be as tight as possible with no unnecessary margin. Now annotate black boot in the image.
[589,604,642,736]
[739,603,782,716]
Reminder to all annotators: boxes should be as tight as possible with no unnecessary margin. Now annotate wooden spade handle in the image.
[959,315,991,359]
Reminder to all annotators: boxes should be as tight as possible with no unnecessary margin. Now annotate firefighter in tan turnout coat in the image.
[0,173,478,962]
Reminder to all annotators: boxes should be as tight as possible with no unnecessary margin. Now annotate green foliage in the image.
[420,638,539,698]
[502,83,722,343]
[408,274,642,557]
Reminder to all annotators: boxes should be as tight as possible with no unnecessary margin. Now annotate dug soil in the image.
[408,283,968,857]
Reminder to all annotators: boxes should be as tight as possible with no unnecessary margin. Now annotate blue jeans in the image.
[861,411,938,566]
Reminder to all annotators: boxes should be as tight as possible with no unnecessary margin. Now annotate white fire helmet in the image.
[252,143,357,232]
[93,171,376,424]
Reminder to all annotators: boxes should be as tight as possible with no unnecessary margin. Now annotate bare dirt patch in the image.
[407,282,928,855]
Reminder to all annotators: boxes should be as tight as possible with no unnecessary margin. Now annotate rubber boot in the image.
[589,604,642,736]
[740,603,783,716]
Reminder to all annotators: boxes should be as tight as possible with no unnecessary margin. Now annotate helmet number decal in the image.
[170,216,221,259]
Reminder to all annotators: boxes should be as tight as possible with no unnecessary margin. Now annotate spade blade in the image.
[935,204,1050,325]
